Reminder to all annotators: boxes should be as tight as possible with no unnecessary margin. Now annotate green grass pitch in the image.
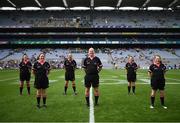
[0,69,180,122]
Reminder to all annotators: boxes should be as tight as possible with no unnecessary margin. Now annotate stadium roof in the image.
[0,0,180,10]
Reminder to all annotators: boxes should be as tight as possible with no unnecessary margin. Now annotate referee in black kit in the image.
[83,48,103,107]
[19,54,32,95]
[148,55,167,109]
[125,56,138,95]
[63,53,77,95]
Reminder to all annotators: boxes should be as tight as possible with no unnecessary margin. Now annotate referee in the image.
[63,54,77,95]
[19,54,32,95]
[148,55,167,109]
[33,53,51,108]
[125,56,138,94]
[83,48,103,107]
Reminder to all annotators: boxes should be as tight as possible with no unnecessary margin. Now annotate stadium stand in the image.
[0,48,179,69]
[0,11,179,28]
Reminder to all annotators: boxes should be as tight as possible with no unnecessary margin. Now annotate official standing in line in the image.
[83,48,103,107]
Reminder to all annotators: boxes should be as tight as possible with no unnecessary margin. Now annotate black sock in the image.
[27,87,30,94]
[43,97,46,105]
[37,97,40,105]
[20,87,23,95]
[64,86,68,93]
[160,97,164,106]
[132,86,135,93]
[128,86,131,93]
[151,96,155,106]
[86,96,89,105]
[95,96,99,105]
[73,86,76,92]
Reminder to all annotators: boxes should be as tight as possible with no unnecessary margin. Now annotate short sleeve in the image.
[148,65,153,73]
[33,62,37,70]
[46,62,51,70]
[82,58,87,68]
[64,60,66,66]
[19,62,22,68]
[28,62,32,69]
[74,60,77,67]
[125,63,128,69]
[162,64,166,71]
[134,63,138,70]
[97,57,103,68]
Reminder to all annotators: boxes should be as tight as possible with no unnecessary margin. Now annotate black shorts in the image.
[34,75,49,89]
[65,72,75,81]
[84,74,99,88]
[151,79,165,90]
[20,73,31,82]
[127,74,136,82]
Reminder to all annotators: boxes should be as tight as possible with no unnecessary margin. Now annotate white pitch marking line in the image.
[0,77,18,82]
[89,87,95,123]
[100,82,180,85]
[166,77,180,82]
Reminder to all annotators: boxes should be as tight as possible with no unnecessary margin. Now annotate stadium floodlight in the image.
[45,7,66,10]
[0,7,16,10]
[94,6,115,10]
[34,0,42,7]
[21,7,41,10]
[70,7,90,10]
[119,7,139,10]
[63,0,68,7]
[142,0,151,7]
[147,7,163,10]
[90,0,94,7]
[117,0,122,7]
[6,0,16,7]
[168,0,178,7]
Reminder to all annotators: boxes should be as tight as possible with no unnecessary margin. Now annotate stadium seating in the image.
[0,11,179,28]
[0,48,179,69]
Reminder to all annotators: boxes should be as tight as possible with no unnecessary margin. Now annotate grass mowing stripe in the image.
[89,87,95,123]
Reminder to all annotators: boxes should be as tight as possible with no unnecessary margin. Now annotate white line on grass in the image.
[101,82,180,85]
[0,77,18,82]
[10,79,58,85]
[137,72,180,81]
[89,87,95,123]
[166,77,180,82]
[139,79,150,83]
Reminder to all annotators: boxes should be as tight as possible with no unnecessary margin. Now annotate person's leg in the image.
[94,87,99,105]
[26,81,30,95]
[85,87,90,107]
[72,81,77,95]
[64,81,69,95]
[132,82,136,94]
[150,89,156,108]
[42,89,47,107]
[19,81,24,95]
[160,90,167,109]
[36,89,41,108]
[128,82,131,94]
[160,90,165,105]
